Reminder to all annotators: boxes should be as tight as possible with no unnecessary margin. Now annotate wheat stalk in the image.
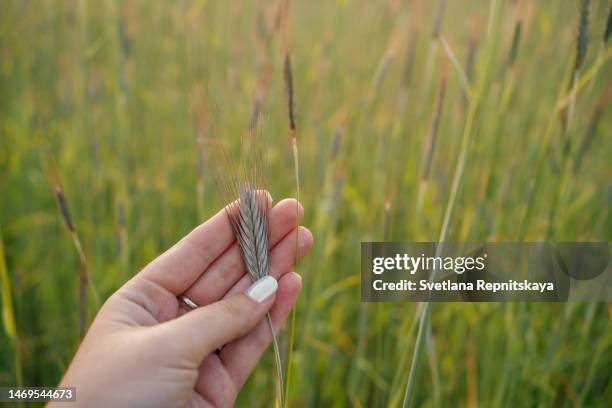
[573,89,608,173]
[53,185,90,340]
[0,231,22,387]
[280,1,301,403]
[225,181,284,408]
[44,158,99,341]
[547,0,591,239]
[205,131,284,407]
[402,0,501,405]
[416,67,448,215]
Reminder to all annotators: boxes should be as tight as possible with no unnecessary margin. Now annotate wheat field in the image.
[1,0,611,406]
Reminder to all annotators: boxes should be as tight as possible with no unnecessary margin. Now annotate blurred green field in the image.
[1,0,611,406]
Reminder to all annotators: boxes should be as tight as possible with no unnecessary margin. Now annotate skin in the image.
[51,198,313,408]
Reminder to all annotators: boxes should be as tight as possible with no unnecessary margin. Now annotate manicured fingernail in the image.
[246,276,278,303]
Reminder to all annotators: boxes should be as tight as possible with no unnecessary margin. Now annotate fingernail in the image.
[246,276,278,303]
[293,272,302,283]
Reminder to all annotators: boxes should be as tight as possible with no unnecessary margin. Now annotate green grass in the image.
[1,0,611,406]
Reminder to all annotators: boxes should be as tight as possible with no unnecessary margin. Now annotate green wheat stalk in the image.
[0,231,22,388]
[282,51,301,408]
[280,0,301,403]
[546,0,590,240]
[45,158,101,342]
[402,0,501,405]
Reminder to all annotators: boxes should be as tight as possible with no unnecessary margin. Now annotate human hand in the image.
[52,198,312,407]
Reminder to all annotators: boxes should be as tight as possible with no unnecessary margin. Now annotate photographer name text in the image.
[371,254,554,293]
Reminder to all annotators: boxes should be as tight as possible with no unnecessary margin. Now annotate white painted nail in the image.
[246,276,278,303]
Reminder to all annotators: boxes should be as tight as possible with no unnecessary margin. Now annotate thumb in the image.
[159,276,278,364]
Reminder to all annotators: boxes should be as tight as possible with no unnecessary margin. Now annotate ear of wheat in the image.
[225,183,270,282]
[206,134,284,408]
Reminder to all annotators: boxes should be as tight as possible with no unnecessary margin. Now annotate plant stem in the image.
[284,133,300,406]
[282,0,301,380]
[402,0,500,406]
[268,313,284,408]
[0,233,22,388]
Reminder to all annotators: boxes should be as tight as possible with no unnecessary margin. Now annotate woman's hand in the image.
[53,198,312,407]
